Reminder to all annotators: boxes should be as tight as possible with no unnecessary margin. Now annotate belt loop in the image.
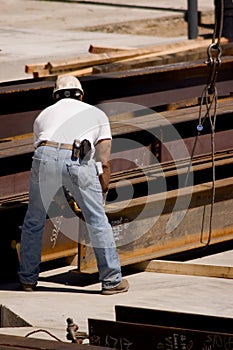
[57,143,61,150]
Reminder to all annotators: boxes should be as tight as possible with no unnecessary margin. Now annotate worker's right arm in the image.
[94,139,111,193]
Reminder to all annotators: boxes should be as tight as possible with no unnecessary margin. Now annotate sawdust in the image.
[79,12,215,38]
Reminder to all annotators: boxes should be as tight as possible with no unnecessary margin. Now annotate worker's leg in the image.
[18,147,60,285]
[66,159,122,289]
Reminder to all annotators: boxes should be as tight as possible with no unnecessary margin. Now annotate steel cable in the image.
[185,0,224,246]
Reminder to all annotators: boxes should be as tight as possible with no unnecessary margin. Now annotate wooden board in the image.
[26,41,233,77]
[47,39,213,74]
[133,259,233,279]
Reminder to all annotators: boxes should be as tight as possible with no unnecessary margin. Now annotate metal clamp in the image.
[206,43,222,95]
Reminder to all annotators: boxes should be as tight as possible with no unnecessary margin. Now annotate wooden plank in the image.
[89,40,233,58]
[58,67,93,77]
[93,54,165,73]
[132,259,233,279]
[88,318,233,350]
[88,44,133,53]
[25,62,48,74]
[48,39,212,74]
[47,51,157,74]
[26,46,132,76]
[33,67,93,79]
[26,39,224,76]
[27,41,233,76]
[32,68,51,78]
[92,46,208,74]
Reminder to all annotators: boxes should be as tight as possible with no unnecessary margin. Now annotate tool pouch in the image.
[80,139,91,160]
[71,139,81,161]
[72,139,91,161]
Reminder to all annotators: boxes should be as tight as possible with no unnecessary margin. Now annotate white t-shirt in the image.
[33,98,112,150]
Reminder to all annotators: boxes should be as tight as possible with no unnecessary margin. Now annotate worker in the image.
[18,75,129,295]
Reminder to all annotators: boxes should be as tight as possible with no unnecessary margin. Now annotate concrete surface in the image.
[1,251,233,343]
[2,0,232,346]
[0,0,214,82]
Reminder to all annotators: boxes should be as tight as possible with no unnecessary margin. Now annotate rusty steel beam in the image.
[0,56,233,138]
[1,55,233,277]
[2,147,233,277]
[77,176,233,273]
[115,305,233,334]
[1,97,233,277]
[0,334,109,350]
[0,202,79,281]
[1,98,233,199]
[88,317,233,350]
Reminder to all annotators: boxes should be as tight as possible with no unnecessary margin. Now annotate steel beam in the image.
[78,176,233,273]
[0,334,109,350]
[115,305,233,333]
[0,55,233,120]
[1,56,233,277]
[88,317,233,350]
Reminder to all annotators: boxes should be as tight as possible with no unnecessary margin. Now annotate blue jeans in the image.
[18,145,122,289]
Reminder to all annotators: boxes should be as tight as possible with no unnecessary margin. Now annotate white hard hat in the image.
[53,75,84,99]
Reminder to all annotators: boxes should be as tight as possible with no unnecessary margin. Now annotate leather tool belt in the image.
[37,141,73,150]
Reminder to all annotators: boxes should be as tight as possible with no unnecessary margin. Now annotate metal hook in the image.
[206,43,222,95]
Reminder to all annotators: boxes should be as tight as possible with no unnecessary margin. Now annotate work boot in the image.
[20,282,37,292]
[101,278,129,295]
